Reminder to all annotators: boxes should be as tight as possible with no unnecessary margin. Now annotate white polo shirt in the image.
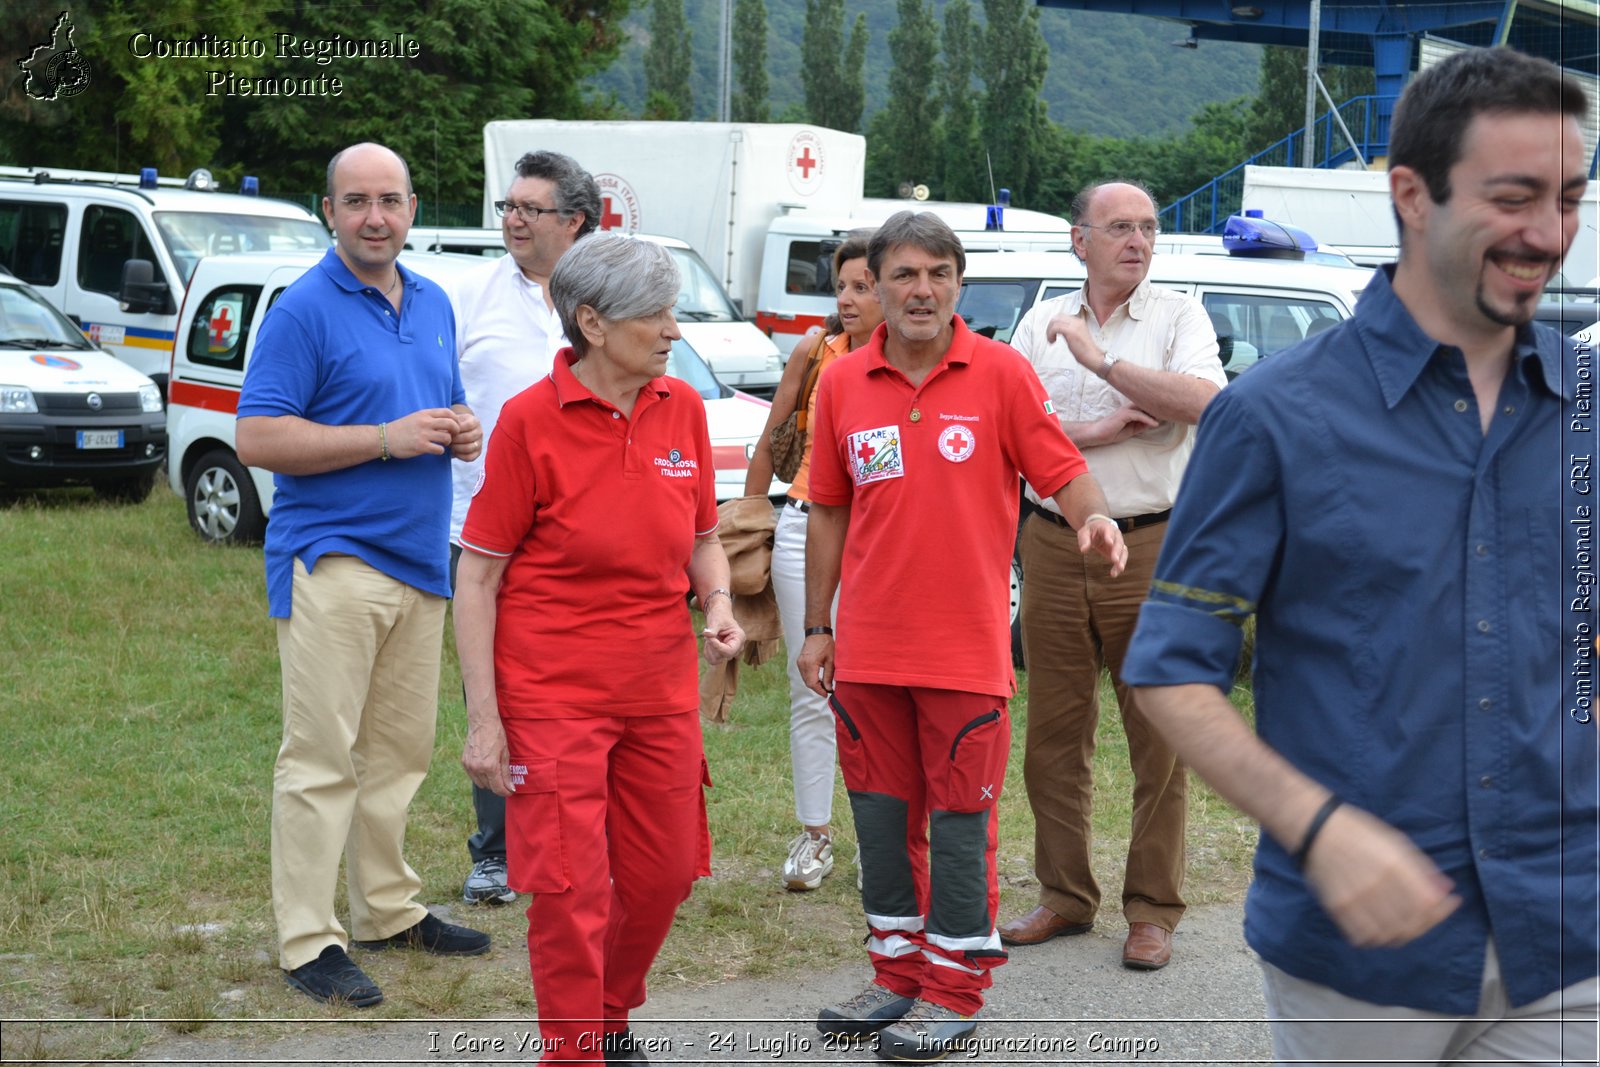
[1011,279,1225,518]
[447,253,569,544]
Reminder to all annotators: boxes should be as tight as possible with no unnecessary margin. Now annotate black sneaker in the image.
[351,912,491,956]
[603,1028,650,1065]
[284,944,383,1007]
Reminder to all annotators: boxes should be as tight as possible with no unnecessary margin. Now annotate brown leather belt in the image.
[1031,502,1170,533]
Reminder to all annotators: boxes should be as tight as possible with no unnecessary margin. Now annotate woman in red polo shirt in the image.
[744,232,882,892]
[454,233,743,1066]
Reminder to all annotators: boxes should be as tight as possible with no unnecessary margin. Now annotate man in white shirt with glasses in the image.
[448,150,600,907]
[997,180,1224,972]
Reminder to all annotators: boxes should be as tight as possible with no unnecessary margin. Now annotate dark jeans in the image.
[450,543,508,864]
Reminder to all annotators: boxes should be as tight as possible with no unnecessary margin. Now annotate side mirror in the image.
[120,259,172,315]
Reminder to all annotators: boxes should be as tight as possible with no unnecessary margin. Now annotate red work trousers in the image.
[830,682,1010,1017]
[503,710,710,1066]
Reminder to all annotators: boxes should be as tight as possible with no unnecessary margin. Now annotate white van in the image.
[959,248,1370,380]
[756,202,1078,358]
[0,166,331,394]
[402,226,784,397]
[166,250,780,542]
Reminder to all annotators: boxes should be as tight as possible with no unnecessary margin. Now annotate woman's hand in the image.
[702,603,745,664]
[462,716,515,797]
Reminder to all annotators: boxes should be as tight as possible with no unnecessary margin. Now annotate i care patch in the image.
[846,425,904,486]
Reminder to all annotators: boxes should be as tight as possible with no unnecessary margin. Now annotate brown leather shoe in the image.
[1122,922,1173,970]
[997,905,1094,946]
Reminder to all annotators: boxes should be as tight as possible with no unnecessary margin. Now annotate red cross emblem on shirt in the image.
[855,438,877,465]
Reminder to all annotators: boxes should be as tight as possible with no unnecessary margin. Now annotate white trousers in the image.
[773,502,837,826]
[1261,941,1599,1066]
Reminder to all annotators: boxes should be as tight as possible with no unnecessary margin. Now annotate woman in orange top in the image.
[744,231,883,891]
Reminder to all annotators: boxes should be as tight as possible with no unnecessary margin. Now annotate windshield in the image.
[155,211,330,284]
[666,338,729,400]
[665,247,740,322]
[957,280,1033,343]
[0,281,94,348]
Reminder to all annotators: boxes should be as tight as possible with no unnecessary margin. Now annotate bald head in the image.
[326,142,413,201]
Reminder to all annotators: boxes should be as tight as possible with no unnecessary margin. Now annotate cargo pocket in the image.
[696,756,714,879]
[941,708,1009,813]
[830,693,871,789]
[505,757,571,894]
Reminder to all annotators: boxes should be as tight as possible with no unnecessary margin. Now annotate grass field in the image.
[0,486,1256,1061]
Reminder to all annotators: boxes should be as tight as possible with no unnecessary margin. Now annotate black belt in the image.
[786,497,811,513]
[1031,502,1169,533]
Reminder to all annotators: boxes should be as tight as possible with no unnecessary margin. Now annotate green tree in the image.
[731,0,770,123]
[979,0,1050,203]
[939,0,984,202]
[866,0,939,196]
[644,0,694,120]
[1247,45,1376,158]
[215,0,633,215]
[801,0,868,132]
[0,1,270,175]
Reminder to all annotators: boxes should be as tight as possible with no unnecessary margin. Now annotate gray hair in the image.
[550,233,681,355]
[514,150,602,239]
[325,142,413,200]
[867,211,965,279]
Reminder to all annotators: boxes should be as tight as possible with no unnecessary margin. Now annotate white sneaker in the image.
[783,831,834,890]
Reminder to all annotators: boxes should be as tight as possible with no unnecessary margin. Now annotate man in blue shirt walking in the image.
[1125,47,1598,1064]
[239,142,489,1008]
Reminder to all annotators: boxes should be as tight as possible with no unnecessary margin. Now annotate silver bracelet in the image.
[702,587,732,608]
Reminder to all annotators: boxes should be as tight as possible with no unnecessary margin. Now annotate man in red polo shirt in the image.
[798,211,1126,1061]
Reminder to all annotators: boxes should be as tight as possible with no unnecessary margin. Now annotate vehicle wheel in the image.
[1009,556,1025,671]
[93,473,155,504]
[186,449,264,544]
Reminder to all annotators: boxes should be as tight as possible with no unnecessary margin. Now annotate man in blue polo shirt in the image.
[238,142,489,1008]
[1124,48,1598,1063]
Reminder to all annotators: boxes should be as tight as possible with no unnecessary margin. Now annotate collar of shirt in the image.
[1063,276,1153,327]
[550,346,671,409]
[1352,264,1567,408]
[862,315,977,379]
[317,246,415,295]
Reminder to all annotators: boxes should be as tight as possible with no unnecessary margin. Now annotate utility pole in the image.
[1302,0,1322,167]
[718,0,733,122]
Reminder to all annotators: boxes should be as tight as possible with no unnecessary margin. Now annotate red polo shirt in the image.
[809,317,1089,697]
[460,349,719,717]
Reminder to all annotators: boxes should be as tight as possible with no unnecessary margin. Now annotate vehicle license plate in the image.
[76,429,123,449]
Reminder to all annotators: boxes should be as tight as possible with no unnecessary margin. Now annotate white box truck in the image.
[482,120,866,318]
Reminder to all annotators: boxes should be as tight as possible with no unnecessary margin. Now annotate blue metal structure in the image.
[1037,1,1600,231]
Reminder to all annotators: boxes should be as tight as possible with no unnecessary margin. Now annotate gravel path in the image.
[135,903,1270,1065]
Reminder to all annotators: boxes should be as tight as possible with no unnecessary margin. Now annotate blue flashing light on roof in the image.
[240,176,259,197]
[1223,209,1319,259]
[139,167,158,190]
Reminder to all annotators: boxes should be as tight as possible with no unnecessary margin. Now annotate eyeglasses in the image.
[495,200,561,223]
[338,194,408,213]
[1079,220,1160,241]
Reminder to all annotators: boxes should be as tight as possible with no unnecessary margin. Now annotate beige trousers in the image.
[271,554,443,970]
[1262,942,1599,1065]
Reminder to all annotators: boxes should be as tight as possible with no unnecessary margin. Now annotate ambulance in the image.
[166,249,781,543]
[0,165,330,394]
[403,227,784,397]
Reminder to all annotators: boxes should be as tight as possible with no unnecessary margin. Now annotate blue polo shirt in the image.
[1124,266,1598,1013]
[238,248,464,617]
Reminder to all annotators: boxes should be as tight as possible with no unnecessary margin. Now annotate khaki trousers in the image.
[1018,514,1186,930]
[272,554,443,970]
[1262,942,1599,1065]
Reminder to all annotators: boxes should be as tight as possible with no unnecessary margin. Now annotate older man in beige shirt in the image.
[997,180,1225,971]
